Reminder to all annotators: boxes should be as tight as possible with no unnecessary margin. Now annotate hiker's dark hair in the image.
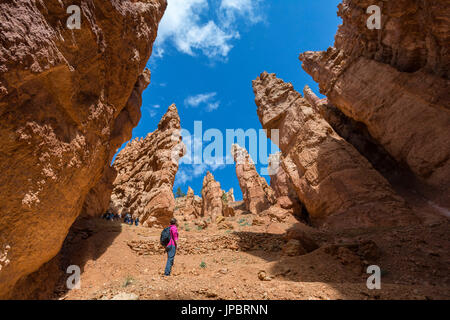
[170,218,177,225]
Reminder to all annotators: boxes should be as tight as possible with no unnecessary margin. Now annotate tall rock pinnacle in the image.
[252,72,418,229]
[231,144,276,214]
[110,104,184,227]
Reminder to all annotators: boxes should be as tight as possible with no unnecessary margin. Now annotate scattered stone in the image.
[258,271,273,281]
[111,292,139,300]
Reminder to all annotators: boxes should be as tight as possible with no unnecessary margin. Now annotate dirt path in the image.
[53,212,450,300]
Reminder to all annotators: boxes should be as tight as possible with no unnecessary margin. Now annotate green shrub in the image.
[221,192,228,203]
[174,187,186,198]
[200,261,207,269]
[122,275,134,287]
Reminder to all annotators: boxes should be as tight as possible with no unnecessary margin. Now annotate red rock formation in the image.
[81,165,117,217]
[174,187,202,221]
[253,72,417,229]
[231,144,276,214]
[110,104,184,227]
[0,0,166,298]
[221,188,236,217]
[299,0,450,207]
[83,70,152,217]
[268,152,303,218]
[224,188,235,202]
[201,172,223,221]
[302,85,409,182]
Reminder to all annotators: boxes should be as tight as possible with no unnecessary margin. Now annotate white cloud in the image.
[219,0,264,27]
[185,92,220,112]
[154,0,264,59]
[185,92,217,108]
[206,101,220,112]
[174,168,191,186]
[175,162,225,187]
[144,104,162,117]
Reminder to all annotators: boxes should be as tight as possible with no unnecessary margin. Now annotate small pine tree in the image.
[175,187,186,198]
[221,192,228,203]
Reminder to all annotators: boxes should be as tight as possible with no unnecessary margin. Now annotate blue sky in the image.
[116,0,341,199]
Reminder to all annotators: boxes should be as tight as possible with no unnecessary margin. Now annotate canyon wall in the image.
[110,104,184,227]
[0,0,167,298]
[299,0,450,207]
[302,85,408,182]
[82,70,152,217]
[253,72,418,229]
[231,144,276,214]
[268,152,303,218]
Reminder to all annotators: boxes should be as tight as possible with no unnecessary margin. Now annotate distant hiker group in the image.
[102,211,139,226]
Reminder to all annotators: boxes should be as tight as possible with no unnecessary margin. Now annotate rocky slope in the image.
[54,215,450,301]
[299,0,450,207]
[231,144,276,214]
[109,104,184,227]
[253,72,418,229]
[0,0,166,298]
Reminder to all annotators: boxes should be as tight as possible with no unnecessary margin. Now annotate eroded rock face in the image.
[224,188,235,202]
[231,144,276,214]
[81,165,117,217]
[302,85,411,182]
[174,187,202,221]
[82,70,152,217]
[0,0,166,298]
[201,172,223,221]
[299,0,450,207]
[253,72,417,229]
[268,153,303,217]
[110,104,184,227]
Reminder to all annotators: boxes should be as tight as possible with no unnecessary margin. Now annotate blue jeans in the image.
[164,245,176,276]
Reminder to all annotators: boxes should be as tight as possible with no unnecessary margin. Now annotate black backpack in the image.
[160,226,171,246]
